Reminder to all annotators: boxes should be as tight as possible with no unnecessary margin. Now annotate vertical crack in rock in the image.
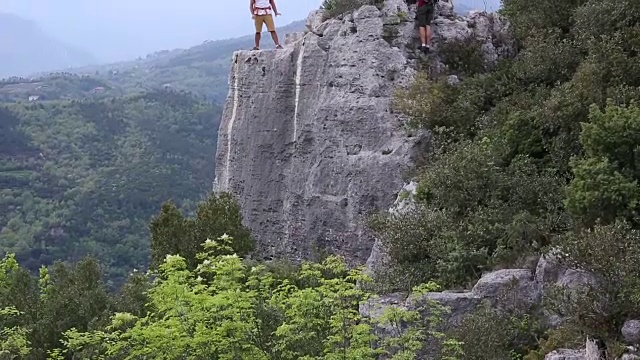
[224,52,241,189]
[293,38,306,142]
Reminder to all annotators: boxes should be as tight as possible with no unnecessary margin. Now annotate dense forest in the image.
[0,74,120,103]
[0,90,220,286]
[0,0,638,358]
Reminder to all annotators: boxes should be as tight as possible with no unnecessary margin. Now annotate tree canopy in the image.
[0,89,221,285]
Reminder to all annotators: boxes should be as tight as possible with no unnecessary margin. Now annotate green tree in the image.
[32,257,112,358]
[150,192,253,270]
[113,271,151,318]
[0,254,115,359]
[54,235,459,360]
[565,102,640,225]
[0,307,31,360]
[0,89,221,286]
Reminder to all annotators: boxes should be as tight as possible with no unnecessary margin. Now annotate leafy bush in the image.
[150,191,253,270]
[438,37,487,77]
[51,234,461,360]
[558,222,640,317]
[377,0,640,298]
[371,139,568,289]
[321,0,383,18]
[525,283,626,359]
[0,307,31,359]
[565,102,640,226]
[0,254,115,359]
[453,303,542,360]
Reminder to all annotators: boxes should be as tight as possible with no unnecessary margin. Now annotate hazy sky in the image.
[0,0,324,62]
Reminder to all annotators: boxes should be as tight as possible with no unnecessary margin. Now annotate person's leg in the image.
[254,16,263,49]
[416,5,428,51]
[255,32,261,49]
[419,26,427,46]
[265,15,282,48]
[270,31,281,47]
[425,7,435,48]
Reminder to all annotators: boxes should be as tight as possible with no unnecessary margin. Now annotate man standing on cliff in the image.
[416,0,437,53]
[250,0,283,50]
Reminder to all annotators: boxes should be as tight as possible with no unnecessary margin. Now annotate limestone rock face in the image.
[544,349,586,360]
[471,269,540,309]
[544,338,603,360]
[623,320,640,345]
[535,251,600,327]
[361,255,601,358]
[214,0,512,265]
[214,1,423,264]
[535,251,598,292]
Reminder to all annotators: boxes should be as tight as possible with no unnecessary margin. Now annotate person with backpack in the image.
[415,0,437,53]
[250,0,283,50]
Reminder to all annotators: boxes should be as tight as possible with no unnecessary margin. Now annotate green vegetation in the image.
[0,89,220,285]
[150,192,254,270]
[322,0,384,18]
[0,234,461,359]
[0,74,118,103]
[381,0,640,290]
[373,0,640,354]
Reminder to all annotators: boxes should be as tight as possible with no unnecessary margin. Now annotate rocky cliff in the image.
[213,0,510,264]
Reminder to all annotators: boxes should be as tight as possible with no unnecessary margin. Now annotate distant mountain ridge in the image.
[0,12,97,78]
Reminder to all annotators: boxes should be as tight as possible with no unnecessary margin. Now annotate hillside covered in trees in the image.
[0,90,220,285]
[0,74,120,103]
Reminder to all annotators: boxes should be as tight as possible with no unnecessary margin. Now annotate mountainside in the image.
[0,90,220,285]
[0,73,118,103]
[70,21,307,104]
[0,13,96,78]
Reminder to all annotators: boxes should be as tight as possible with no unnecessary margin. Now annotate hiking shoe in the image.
[420,45,430,54]
[252,46,260,50]
[275,44,283,49]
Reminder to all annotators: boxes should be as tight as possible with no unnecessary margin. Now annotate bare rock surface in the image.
[623,320,640,345]
[215,1,421,264]
[544,349,586,360]
[214,0,512,265]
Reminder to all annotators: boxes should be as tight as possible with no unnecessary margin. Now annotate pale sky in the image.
[0,0,324,62]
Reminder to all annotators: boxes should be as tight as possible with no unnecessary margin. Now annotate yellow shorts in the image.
[254,14,275,32]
